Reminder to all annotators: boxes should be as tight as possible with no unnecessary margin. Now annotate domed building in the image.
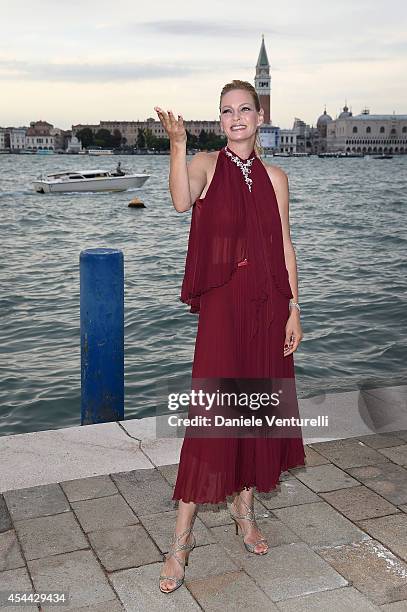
[338,103,352,119]
[316,107,333,152]
[326,106,407,155]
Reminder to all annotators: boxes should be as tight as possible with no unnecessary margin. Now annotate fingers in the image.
[283,333,302,356]
[155,107,170,131]
[154,107,183,135]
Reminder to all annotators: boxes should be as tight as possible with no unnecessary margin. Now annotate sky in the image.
[0,0,406,130]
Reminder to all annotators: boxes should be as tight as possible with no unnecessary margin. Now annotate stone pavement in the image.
[1,429,407,611]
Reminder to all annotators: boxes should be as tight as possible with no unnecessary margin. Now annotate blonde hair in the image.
[219,79,264,158]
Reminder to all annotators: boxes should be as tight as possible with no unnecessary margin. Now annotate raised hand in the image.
[154,107,187,145]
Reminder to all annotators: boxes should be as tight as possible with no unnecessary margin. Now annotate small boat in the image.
[318,152,364,158]
[33,168,150,193]
[373,154,393,159]
[87,148,114,155]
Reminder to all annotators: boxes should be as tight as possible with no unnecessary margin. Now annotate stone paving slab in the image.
[183,543,240,581]
[187,570,278,610]
[109,562,201,611]
[356,432,407,449]
[0,495,12,532]
[111,468,175,516]
[65,601,124,611]
[318,539,407,605]
[88,524,162,572]
[308,438,391,469]
[272,501,370,548]
[346,463,407,505]
[157,463,179,486]
[379,601,407,611]
[14,512,88,560]
[71,494,139,533]
[0,422,152,492]
[0,530,25,572]
[357,514,407,562]
[275,586,381,611]
[255,476,320,509]
[320,485,401,521]
[303,445,331,466]
[27,549,117,611]
[290,463,360,492]
[235,541,348,601]
[60,475,118,502]
[3,484,70,521]
[0,567,37,611]
[377,444,407,466]
[140,437,184,467]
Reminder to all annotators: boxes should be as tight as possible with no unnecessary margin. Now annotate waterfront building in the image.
[322,106,407,154]
[0,127,27,150]
[25,121,55,151]
[72,119,222,147]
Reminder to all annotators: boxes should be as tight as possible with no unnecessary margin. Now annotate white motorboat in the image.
[33,168,150,193]
[87,149,114,155]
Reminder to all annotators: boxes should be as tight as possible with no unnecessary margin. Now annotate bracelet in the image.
[289,300,301,313]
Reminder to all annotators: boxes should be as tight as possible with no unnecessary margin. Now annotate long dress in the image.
[172,145,306,505]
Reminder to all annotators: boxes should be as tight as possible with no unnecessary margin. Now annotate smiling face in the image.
[219,89,264,144]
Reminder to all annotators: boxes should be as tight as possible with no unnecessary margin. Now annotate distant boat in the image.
[373,154,393,159]
[33,168,150,193]
[87,149,114,156]
[36,149,55,155]
[318,152,364,158]
[272,152,310,157]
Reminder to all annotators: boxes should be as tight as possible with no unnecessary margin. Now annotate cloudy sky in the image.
[0,0,405,130]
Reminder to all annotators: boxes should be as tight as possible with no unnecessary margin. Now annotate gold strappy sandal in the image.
[159,511,197,594]
[230,497,269,555]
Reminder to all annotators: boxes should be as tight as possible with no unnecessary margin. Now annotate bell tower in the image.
[254,34,271,124]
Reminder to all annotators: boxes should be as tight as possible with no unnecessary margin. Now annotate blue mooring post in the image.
[80,248,124,425]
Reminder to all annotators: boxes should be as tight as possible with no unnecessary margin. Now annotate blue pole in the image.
[80,248,124,425]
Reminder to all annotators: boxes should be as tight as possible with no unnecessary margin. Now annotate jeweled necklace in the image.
[224,146,256,192]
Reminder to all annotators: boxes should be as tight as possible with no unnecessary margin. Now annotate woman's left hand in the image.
[284,310,303,356]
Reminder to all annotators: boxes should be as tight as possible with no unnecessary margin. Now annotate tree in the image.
[94,128,114,148]
[137,128,146,149]
[112,128,122,149]
[76,127,94,148]
[198,129,208,148]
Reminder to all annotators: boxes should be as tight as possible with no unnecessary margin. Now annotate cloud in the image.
[98,19,278,38]
[0,59,213,82]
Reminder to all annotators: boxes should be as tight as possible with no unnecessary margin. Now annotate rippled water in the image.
[0,153,406,436]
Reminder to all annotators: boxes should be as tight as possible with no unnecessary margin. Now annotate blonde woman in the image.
[155,79,304,594]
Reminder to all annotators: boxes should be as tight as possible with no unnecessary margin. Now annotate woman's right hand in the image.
[154,107,187,145]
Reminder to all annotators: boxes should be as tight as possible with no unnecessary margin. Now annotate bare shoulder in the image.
[189,150,216,169]
[260,161,288,190]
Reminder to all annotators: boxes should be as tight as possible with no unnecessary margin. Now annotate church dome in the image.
[338,104,352,119]
[317,109,332,126]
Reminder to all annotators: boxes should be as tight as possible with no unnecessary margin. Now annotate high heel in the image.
[230,497,269,555]
[159,510,197,594]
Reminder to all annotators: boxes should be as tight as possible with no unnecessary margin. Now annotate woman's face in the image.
[219,89,263,143]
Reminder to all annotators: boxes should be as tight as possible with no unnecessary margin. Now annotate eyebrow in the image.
[221,102,253,110]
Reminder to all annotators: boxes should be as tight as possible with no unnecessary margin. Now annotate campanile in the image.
[254,35,271,124]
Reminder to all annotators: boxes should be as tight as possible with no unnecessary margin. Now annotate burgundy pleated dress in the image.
[172,145,306,504]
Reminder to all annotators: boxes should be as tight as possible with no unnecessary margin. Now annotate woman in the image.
[154,79,305,594]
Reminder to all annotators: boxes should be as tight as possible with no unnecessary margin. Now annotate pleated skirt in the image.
[172,259,306,504]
